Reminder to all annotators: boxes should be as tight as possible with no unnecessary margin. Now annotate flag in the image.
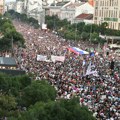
[86,61,98,76]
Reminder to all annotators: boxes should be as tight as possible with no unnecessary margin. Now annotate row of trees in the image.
[0,73,95,120]
[45,15,120,44]
[0,14,25,51]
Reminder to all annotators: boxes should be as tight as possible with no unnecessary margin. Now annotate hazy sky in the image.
[5,0,16,3]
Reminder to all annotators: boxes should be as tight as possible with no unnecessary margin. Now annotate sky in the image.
[5,0,16,3]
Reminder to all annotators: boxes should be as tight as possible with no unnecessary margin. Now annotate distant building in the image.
[5,0,45,25]
[61,1,94,23]
[60,1,81,22]
[15,1,24,14]
[94,0,120,30]
[5,2,16,11]
[0,0,4,14]
[0,57,25,76]
[75,2,94,17]
[74,13,93,24]
[43,0,71,6]
[24,0,45,25]
[45,1,69,17]
[0,57,17,69]
[46,0,94,24]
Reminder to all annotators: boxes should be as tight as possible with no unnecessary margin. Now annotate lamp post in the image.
[11,37,14,57]
[75,23,77,41]
[89,24,93,52]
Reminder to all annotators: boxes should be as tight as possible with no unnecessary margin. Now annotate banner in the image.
[51,56,65,62]
[37,55,47,61]
[86,61,98,76]
[42,23,47,30]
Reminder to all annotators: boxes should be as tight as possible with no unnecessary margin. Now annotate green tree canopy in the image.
[20,80,56,107]
[17,98,95,120]
[0,94,17,118]
[0,74,95,120]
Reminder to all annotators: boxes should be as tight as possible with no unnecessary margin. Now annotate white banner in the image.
[37,55,47,61]
[86,61,98,76]
[42,23,47,30]
[51,56,65,62]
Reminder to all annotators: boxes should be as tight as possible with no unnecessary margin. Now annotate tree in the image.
[77,22,85,34]
[0,14,25,51]
[80,32,89,41]
[90,32,99,44]
[0,74,31,97]
[83,24,92,33]
[99,22,108,35]
[20,81,56,107]
[0,37,11,51]
[17,98,96,120]
[0,94,17,119]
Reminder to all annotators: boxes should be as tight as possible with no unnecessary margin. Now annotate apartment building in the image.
[94,0,120,30]
[0,0,4,14]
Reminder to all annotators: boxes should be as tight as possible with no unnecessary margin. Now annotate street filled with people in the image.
[11,20,120,120]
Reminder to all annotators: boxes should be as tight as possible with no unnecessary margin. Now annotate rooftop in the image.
[76,13,93,20]
[65,2,85,9]
[0,57,17,66]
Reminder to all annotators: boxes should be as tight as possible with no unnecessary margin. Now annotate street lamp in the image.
[89,24,92,44]
[89,24,93,52]
[75,23,77,41]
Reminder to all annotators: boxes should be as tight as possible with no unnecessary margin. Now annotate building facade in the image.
[0,0,4,14]
[15,1,24,14]
[24,0,45,25]
[46,0,94,24]
[60,1,94,24]
[5,2,16,12]
[94,0,120,30]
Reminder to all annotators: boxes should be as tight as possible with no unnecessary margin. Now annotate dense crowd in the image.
[10,21,120,120]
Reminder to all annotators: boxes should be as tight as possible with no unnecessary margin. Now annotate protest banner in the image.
[51,56,65,62]
[37,55,47,61]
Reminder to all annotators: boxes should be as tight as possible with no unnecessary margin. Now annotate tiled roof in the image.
[76,13,93,20]
[65,2,85,9]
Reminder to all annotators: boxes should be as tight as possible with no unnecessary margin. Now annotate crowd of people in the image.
[10,20,120,120]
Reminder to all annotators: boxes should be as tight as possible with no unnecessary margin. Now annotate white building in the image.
[45,1,69,17]
[24,0,45,25]
[15,1,24,14]
[6,2,16,11]
[75,2,94,17]
[94,0,120,30]
[43,0,71,6]
[60,1,94,23]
